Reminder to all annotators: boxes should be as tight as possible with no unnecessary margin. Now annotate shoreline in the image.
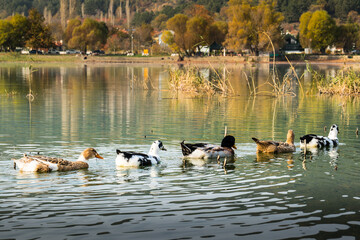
[0,53,359,65]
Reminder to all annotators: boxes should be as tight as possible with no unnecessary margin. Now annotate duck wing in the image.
[252,138,280,153]
[116,150,159,166]
[29,155,73,165]
[180,141,208,156]
[300,134,318,144]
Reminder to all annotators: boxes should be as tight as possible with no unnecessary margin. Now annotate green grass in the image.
[0,52,81,63]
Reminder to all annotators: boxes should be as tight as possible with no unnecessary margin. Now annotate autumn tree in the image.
[151,14,168,31]
[299,10,336,53]
[336,23,359,52]
[64,18,81,43]
[26,9,54,50]
[165,14,189,56]
[186,16,210,51]
[134,23,153,47]
[208,21,228,46]
[225,0,284,55]
[9,14,29,50]
[67,18,108,51]
[0,20,12,50]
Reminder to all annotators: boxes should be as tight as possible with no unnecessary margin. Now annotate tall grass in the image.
[306,63,360,95]
[168,66,234,96]
[246,32,304,97]
[315,67,360,95]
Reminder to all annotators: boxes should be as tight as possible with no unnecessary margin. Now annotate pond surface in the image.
[0,62,360,239]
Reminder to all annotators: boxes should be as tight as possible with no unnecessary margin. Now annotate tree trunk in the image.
[60,0,68,30]
[119,0,122,19]
[81,3,85,18]
[108,0,114,25]
[126,0,130,29]
[69,0,75,19]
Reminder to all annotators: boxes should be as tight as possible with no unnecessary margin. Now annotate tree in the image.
[9,14,30,50]
[336,23,360,52]
[186,16,210,51]
[64,18,81,43]
[300,10,336,52]
[26,9,54,49]
[277,0,315,22]
[225,0,284,55]
[151,14,168,31]
[0,20,12,50]
[299,11,313,48]
[208,21,228,45]
[166,14,189,56]
[67,18,108,51]
[134,23,153,47]
[132,11,155,27]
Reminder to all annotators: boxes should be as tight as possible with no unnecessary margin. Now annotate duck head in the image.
[286,129,295,144]
[328,124,339,139]
[221,135,237,149]
[80,148,104,161]
[149,140,167,156]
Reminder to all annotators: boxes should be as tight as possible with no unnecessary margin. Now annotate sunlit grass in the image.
[1,90,19,96]
[168,66,234,97]
[309,66,360,95]
[0,52,82,62]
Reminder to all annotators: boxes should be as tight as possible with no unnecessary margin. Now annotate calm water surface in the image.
[0,63,360,239]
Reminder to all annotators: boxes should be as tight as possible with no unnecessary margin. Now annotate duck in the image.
[300,124,339,148]
[13,148,103,173]
[180,135,236,159]
[252,129,296,153]
[116,140,166,167]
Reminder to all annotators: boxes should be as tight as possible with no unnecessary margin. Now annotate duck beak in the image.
[162,147,167,151]
[232,145,237,149]
[95,153,104,159]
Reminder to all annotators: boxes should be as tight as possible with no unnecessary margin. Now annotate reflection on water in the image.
[1,63,360,239]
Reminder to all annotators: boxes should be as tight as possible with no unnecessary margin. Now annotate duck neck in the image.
[77,154,88,162]
[328,131,337,140]
[148,146,159,156]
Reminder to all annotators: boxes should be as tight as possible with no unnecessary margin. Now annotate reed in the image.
[168,66,234,96]
[316,68,360,95]
[245,32,304,97]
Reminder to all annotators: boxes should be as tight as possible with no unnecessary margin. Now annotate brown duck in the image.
[252,129,296,153]
[13,148,103,173]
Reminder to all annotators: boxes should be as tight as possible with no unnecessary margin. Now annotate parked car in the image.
[29,50,43,55]
[92,50,105,55]
[66,49,81,54]
[351,49,360,55]
[47,49,59,55]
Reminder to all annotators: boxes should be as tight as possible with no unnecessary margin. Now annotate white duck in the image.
[300,124,339,148]
[13,148,104,173]
[116,140,166,167]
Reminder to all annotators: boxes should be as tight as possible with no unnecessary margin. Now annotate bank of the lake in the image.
[1,52,360,64]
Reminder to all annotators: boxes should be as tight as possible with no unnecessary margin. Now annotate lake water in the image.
[0,62,359,239]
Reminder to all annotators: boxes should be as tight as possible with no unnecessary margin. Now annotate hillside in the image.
[1,0,359,24]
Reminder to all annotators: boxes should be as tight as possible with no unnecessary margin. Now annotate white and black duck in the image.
[180,135,236,159]
[116,140,166,167]
[300,124,339,148]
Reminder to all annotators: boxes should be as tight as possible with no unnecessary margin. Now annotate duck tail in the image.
[252,138,260,143]
[12,159,17,170]
[180,140,191,156]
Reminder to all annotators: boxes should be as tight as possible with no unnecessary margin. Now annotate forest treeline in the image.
[1,0,358,23]
[1,0,360,56]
